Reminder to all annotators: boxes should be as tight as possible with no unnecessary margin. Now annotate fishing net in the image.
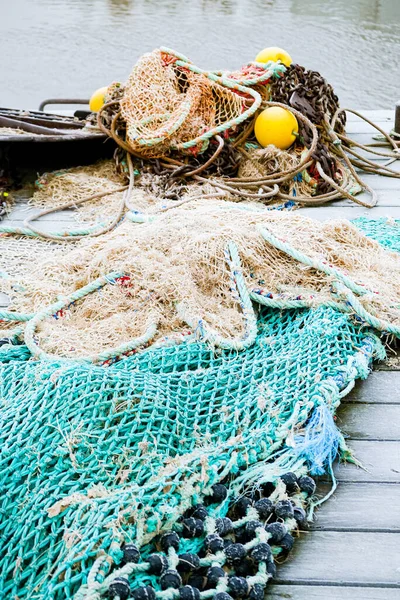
[118,48,274,159]
[31,161,127,224]
[0,215,398,599]
[94,48,400,210]
[0,302,384,599]
[2,199,400,359]
[353,216,400,254]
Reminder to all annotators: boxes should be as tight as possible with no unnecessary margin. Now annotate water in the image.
[0,0,399,110]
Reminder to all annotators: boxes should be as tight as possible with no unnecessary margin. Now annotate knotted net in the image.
[2,197,400,360]
[109,48,280,158]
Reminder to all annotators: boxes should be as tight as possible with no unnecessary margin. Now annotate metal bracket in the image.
[395,100,400,135]
[38,98,90,112]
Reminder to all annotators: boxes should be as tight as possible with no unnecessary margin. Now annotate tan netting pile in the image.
[2,196,400,359]
[119,49,254,158]
[32,160,127,223]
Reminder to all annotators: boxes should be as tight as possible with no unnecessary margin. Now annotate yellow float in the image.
[254,107,298,150]
[255,47,292,67]
[89,86,109,112]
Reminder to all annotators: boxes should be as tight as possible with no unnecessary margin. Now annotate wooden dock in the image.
[1,110,400,598]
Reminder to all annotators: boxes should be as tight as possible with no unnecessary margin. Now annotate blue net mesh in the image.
[352,216,400,253]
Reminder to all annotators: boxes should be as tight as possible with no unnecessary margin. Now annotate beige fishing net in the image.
[120,49,246,157]
[2,184,400,359]
[30,160,127,223]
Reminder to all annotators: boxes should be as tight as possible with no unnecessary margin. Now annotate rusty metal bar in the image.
[38,98,90,111]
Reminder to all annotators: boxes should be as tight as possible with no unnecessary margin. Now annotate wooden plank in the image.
[7,197,400,228]
[346,110,394,123]
[344,372,400,404]
[345,152,399,167]
[335,189,400,207]
[6,205,400,226]
[312,483,400,531]
[297,206,400,221]
[346,132,397,146]
[6,204,400,228]
[4,193,395,220]
[332,441,400,483]
[275,531,400,586]
[268,585,400,599]
[0,219,80,234]
[345,119,394,135]
[337,403,400,440]
[359,174,400,191]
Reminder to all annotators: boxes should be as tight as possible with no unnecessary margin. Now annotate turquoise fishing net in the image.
[352,216,400,253]
[0,218,394,599]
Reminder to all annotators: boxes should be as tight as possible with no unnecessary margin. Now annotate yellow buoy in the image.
[89,86,109,112]
[255,47,292,67]
[254,107,298,150]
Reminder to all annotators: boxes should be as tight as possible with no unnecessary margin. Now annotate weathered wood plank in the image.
[276,531,400,585]
[346,132,396,146]
[5,187,400,223]
[344,372,400,404]
[297,206,400,221]
[332,441,400,483]
[312,483,400,531]
[5,204,400,229]
[334,143,400,163]
[337,403,400,440]
[359,174,400,190]
[0,219,80,234]
[7,195,400,229]
[4,205,76,222]
[334,189,400,207]
[346,110,394,123]
[268,585,400,599]
[7,205,400,226]
[345,118,394,135]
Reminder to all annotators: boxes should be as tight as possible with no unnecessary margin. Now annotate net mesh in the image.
[0,220,396,599]
[31,161,127,224]
[120,49,262,158]
[2,197,400,359]
[0,305,379,599]
[353,216,400,253]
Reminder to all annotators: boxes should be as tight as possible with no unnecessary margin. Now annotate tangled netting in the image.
[2,48,399,245]
[110,48,276,159]
[1,45,400,600]
[353,216,400,254]
[0,218,398,599]
[0,303,384,599]
[92,48,399,211]
[2,199,400,360]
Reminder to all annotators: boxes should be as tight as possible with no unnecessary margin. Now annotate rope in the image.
[320,108,400,208]
[23,271,158,363]
[177,241,258,351]
[258,225,400,337]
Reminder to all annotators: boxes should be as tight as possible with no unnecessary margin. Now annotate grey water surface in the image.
[0,0,399,110]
